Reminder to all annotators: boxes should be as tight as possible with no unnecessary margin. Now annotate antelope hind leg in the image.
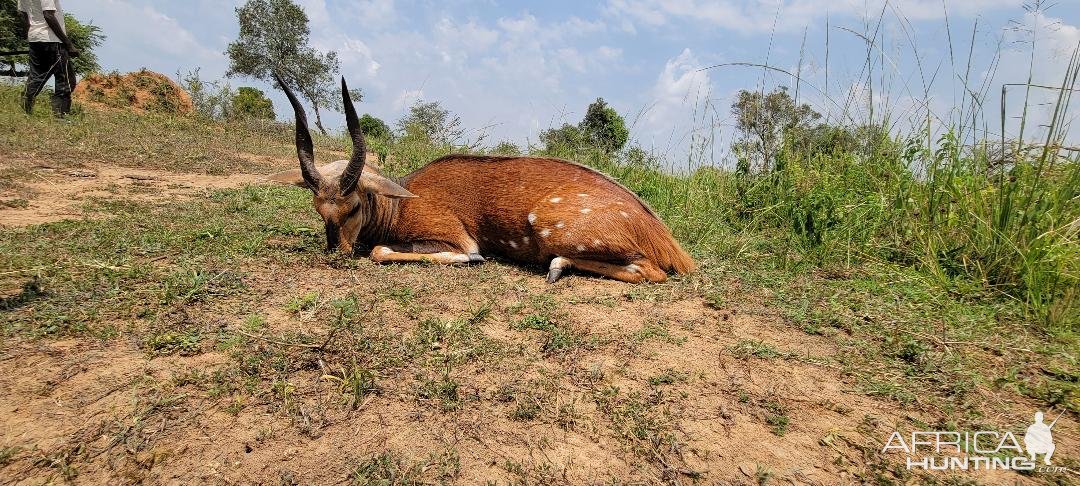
[547,257,667,284]
[370,243,485,265]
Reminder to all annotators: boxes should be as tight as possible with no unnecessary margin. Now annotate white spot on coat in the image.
[539,229,551,238]
[555,221,565,228]
[509,240,519,249]
[577,193,589,197]
[550,197,562,203]
[580,208,592,214]
[620,211,630,218]
[522,236,530,244]
[527,212,537,224]
[592,239,601,247]
[626,264,641,273]
[575,244,586,252]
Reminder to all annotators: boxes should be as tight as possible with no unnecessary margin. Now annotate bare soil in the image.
[0,160,1075,485]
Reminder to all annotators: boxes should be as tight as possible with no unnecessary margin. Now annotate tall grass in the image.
[521,7,1080,332]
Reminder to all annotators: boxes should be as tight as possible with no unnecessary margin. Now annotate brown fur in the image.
[273,77,694,283]
[361,155,695,280]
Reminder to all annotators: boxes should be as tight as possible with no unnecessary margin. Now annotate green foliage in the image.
[732,87,821,173]
[225,0,339,132]
[179,68,234,120]
[395,100,463,146]
[231,86,274,120]
[538,98,629,153]
[490,140,521,156]
[538,123,583,152]
[580,97,629,152]
[358,113,390,140]
[0,0,22,57]
[64,14,104,76]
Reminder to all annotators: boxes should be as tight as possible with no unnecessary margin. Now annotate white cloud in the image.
[69,0,223,74]
[642,49,713,136]
[997,11,1080,141]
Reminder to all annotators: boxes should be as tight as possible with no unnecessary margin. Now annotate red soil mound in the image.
[73,69,194,115]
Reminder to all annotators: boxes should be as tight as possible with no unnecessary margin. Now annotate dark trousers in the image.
[24,42,74,116]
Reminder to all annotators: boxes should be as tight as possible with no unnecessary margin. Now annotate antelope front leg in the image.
[370,244,485,265]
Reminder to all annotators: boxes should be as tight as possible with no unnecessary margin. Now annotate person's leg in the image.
[50,46,72,117]
[22,43,56,114]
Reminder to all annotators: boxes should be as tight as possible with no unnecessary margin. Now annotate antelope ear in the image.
[360,172,417,198]
[266,169,309,188]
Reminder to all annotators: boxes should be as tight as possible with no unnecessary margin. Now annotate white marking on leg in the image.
[580,208,592,214]
[379,246,393,255]
[527,212,537,224]
[550,256,572,270]
[555,221,565,228]
[433,252,471,263]
[539,229,551,238]
[550,197,562,203]
[625,263,641,274]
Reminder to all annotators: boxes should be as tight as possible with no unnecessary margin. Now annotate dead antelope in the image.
[268,75,695,283]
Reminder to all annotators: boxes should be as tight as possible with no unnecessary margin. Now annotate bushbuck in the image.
[269,75,694,283]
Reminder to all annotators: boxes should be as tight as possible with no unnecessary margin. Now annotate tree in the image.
[64,14,104,76]
[231,86,275,119]
[1,1,104,77]
[538,98,629,153]
[180,68,234,120]
[396,100,464,145]
[491,141,521,156]
[580,98,628,152]
[538,123,583,152]
[358,113,390,140]
[225,0,339,134]
[731,87,821,173]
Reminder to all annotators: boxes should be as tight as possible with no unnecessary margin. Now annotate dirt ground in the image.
[0,160,1076,485]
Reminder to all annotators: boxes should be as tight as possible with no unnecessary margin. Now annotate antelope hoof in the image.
[546,267,563,284]
[468,253,486,263]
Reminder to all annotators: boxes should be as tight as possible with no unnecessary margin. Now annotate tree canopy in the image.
[731,87,821,173]
[232,86,275,120]
[396,100,464,146]
[225,0,339,133]
[359,113,391,140]
[539,97,629,153]
[580,98,629,152]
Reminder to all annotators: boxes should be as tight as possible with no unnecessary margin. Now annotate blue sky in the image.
[65,0,1079,165]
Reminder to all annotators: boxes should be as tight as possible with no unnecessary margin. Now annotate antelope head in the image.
[272,74,416,255]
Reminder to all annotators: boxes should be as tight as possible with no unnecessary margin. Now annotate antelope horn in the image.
[339,77,366,195]
[274,71,322,191]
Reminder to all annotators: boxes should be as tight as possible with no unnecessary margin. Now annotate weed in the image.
[323,360,379,410]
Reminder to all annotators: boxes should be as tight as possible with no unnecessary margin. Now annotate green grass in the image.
[1,63,1078,482]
